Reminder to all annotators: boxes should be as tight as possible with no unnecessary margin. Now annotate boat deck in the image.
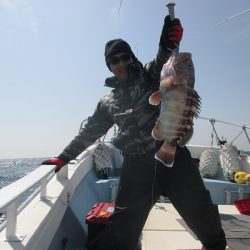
[142,203,245,250]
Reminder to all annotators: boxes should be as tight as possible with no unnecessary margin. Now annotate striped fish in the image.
[149,52,201,167]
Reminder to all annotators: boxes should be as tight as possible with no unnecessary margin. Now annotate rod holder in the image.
[167,2,175,21]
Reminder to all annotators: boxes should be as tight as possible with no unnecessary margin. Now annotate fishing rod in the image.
[167,2,175,21]
[167,2,181,53]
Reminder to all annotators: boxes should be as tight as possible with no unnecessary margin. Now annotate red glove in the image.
[168,19,183,43]
[160,15,183,49]
[42,157,66,173]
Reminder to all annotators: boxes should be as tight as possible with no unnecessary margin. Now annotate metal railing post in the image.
[57,164,68,179]
[40,177,47,198]
[6,201,17,241]
[225,189,231,204]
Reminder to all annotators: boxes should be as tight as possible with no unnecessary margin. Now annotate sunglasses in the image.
[108,54,131,65]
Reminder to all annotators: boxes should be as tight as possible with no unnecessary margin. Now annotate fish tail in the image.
[155,140,176,167]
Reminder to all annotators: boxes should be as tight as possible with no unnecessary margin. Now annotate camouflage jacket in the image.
[58,47,172,163]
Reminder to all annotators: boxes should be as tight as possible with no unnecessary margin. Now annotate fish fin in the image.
[152,119,165,141]
[178,127,193,147]
[160,75,175,90]
[155,140,176,167]
[149,91,161,105]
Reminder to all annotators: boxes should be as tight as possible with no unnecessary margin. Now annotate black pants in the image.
[94,146,226,250]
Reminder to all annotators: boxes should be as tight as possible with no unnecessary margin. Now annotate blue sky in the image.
[0,0,250,158]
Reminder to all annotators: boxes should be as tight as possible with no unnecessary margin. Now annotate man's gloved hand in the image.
[42,157,66,173]
[160,15,183,50]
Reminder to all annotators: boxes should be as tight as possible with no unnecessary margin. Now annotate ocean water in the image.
[0,157,48,224]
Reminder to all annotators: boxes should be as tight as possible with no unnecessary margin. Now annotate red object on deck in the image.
[234,198,250,214]
[86,202,115,224]
[85,203,115,249]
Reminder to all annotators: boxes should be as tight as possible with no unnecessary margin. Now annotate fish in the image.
[149,52,201,167]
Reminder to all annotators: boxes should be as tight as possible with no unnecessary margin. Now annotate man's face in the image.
[109,53,133,83]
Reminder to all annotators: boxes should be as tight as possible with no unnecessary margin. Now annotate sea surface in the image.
[0,157,48,224]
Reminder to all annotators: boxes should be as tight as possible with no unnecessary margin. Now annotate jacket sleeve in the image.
[58,100,114,163]
[145,16,179,82]
[144,45,172,83]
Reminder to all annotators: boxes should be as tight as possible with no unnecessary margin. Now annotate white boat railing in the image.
[0,164,57,241]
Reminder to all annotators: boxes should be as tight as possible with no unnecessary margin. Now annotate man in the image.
[43,16,226,250]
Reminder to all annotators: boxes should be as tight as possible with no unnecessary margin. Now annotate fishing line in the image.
[151,141,158,207]
[117,0,123,15]
[211,8,250,28]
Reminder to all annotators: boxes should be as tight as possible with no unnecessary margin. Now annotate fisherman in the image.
[43,15,226,250]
